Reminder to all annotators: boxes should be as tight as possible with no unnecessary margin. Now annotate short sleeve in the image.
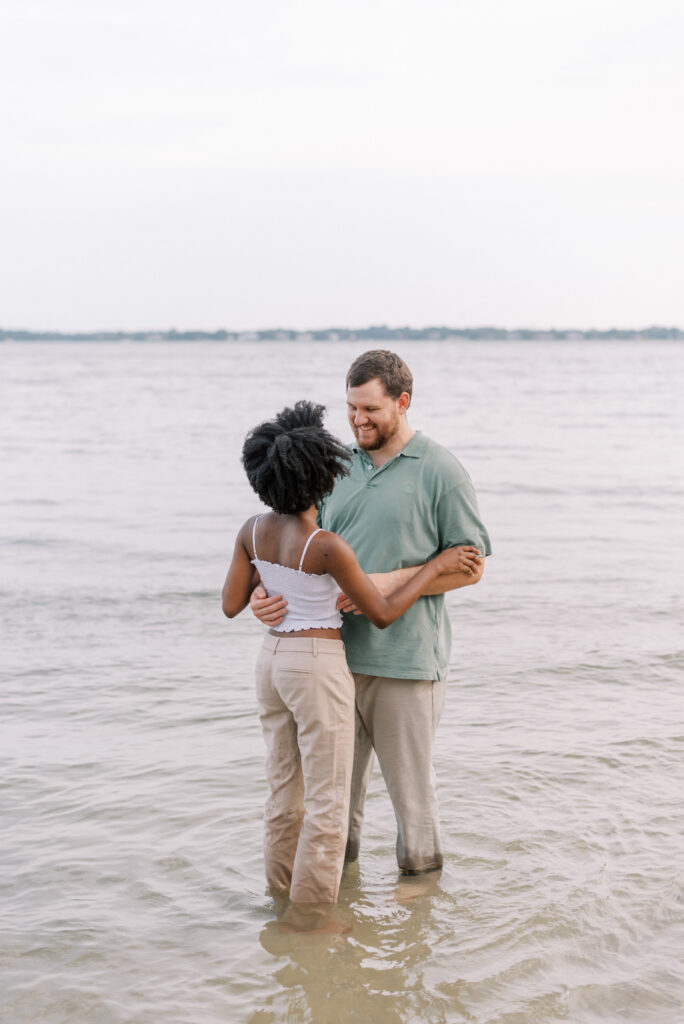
[436,480,492,556]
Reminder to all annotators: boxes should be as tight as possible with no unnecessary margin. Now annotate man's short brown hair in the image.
[345,350,413,402]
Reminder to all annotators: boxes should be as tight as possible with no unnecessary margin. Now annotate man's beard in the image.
[353,415,400,451]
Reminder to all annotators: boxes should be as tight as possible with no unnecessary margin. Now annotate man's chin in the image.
[355,433,382,451]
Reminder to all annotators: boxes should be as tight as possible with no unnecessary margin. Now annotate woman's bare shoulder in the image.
[312,530,355,566]
[237,513,266,552]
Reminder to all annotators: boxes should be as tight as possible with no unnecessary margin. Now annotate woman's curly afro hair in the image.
[241,400,351,515]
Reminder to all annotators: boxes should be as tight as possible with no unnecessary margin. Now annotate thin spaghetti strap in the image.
[298,528,321,572]
[251,515,262,559]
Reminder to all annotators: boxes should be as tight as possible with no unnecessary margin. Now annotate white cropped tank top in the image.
[251,516,342,633]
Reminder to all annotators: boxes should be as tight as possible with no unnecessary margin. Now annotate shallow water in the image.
[1,339,683,1023]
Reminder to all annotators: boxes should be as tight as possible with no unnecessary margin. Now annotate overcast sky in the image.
[2,0,683,331]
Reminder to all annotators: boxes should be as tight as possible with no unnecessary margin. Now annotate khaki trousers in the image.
[255,634,355,904]
[346,674,446,873]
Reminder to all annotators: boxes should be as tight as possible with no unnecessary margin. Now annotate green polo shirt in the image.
[319,431,491,682]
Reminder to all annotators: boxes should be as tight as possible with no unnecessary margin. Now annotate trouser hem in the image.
[399,861,443,876]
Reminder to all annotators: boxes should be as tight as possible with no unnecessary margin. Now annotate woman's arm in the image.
[323,534,477,629]
[222,520,259,618]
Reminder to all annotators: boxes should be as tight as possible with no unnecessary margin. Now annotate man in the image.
[251,350,491,875]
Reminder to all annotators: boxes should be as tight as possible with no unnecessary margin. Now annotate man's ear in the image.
[397,391,411,415]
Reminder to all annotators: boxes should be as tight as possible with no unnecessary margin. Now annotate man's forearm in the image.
[375,561,484,596]
[424,562,483,593]
[337,559,483,615]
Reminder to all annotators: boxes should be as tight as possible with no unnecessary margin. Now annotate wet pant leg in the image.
[344,699,376,862]
[352,674,446,873]
[255,643,304,892]
[256,636,355,903]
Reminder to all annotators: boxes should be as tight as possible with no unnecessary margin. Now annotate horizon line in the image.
[2,323,683,341]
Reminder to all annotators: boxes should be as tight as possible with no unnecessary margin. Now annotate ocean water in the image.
[1,339,683,1024]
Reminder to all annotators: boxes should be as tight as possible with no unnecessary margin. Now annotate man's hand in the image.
[435,545,482,576]
[250,585,287,627]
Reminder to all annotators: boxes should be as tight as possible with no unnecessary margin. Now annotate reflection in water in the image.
[393,868,444,905]
[254,866,451,1024]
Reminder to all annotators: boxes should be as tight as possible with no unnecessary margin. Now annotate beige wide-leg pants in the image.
[255,634,355,904]
[345,674,446,873]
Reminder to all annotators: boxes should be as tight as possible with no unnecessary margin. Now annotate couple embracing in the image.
[223,349,491,918]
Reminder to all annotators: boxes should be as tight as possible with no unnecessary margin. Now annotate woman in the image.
[222,401,480,910]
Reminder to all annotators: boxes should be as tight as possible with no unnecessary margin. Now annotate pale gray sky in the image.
[2,0,683,331]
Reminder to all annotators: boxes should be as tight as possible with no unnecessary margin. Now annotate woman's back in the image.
[250,514,342,634]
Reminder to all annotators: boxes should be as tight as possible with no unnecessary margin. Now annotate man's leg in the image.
[344,674,376,862]
[355,675,446,873]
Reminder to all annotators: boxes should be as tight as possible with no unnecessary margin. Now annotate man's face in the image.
[346,378,405,451]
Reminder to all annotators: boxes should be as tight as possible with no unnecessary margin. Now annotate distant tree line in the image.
[2,325,683,342]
